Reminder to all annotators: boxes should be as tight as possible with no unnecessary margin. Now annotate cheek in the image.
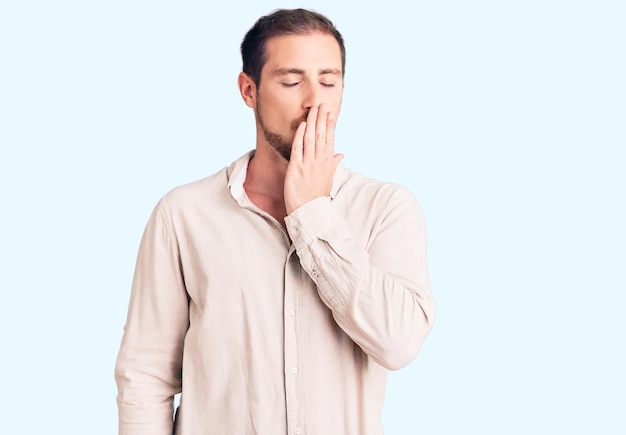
[265,107,299,132]
[259,91,304,127]
[330,92,343,111]
[265,95,295,114]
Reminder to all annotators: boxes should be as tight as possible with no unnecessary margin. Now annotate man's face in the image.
[255,32,344,160]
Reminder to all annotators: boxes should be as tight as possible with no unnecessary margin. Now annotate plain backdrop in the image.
[1,1,624,434]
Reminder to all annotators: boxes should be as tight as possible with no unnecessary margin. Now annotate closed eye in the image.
[321,83,336,88]
[281,82,301,88]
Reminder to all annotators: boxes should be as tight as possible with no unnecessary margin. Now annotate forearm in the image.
[116,324,184,435]
[286,194,435,370]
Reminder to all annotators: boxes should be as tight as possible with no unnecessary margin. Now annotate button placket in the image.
[284,252,304,435]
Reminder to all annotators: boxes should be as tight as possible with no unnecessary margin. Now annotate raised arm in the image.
[284,105,435,369]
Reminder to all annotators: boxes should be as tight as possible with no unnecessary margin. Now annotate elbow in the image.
[377,307,436,371]
[376,344,419,371]
[375,331,429,371]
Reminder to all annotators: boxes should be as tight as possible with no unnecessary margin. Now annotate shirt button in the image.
[294,427,302,435]
[290,367,298,375]
[311,270,319,278]
[289,309,295,317]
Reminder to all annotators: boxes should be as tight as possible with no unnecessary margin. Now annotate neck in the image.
[244,143,288,199]
[243,143,290,228]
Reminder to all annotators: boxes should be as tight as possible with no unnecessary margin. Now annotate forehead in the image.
[262,32,342,74]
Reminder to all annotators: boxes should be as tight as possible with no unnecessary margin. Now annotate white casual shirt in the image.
[115,151,435,435]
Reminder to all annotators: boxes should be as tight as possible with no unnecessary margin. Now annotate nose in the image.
[302,81,321,110]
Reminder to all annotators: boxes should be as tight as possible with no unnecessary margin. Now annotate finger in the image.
[315,104,328,159]
[291,121,307,163]
[303,106,318,161]
[326,110,337,158]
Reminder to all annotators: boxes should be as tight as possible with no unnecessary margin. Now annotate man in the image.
[115,8,435,435]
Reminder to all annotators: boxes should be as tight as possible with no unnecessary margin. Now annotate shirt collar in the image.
[227,151,253,200]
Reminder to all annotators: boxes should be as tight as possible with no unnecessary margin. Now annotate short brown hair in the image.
[241,8,346,87]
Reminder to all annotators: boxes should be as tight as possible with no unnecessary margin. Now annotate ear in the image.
[238,72,256,109]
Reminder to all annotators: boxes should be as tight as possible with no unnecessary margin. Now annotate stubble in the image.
[256,100,307,161]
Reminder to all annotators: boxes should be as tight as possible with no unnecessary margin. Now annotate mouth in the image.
[290,111,309,131]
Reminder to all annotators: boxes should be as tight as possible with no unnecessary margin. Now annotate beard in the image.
[256,101,307,161]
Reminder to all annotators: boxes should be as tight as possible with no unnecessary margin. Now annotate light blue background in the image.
[1,1,624,434]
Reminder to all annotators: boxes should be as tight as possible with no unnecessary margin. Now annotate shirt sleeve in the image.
[114,198,189,435]
[284,188,435,370]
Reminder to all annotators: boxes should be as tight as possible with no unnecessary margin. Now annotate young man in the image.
[115,8,435,435]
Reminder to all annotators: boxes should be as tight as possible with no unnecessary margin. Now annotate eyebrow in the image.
[272,68,342,77]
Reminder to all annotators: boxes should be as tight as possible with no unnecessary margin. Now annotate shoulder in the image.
[150,167,231,225]
[157,150,253,213]
[337,166,421,209]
